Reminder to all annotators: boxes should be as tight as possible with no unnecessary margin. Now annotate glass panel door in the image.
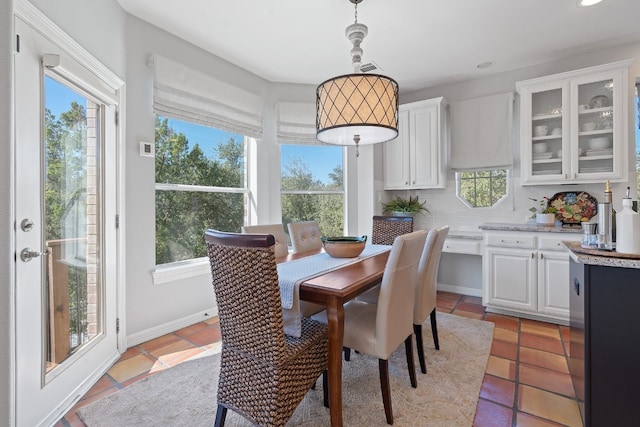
[531,88,564,178]
[44,76,103,371]
[577,78,615,175]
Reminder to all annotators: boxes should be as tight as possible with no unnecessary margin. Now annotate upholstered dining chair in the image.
[241,223,289,258]
[371,215,414,245]
[287,220,323,254]
[286,220,326,317]
[413,225,449,374]
[204,229,328,427]
[313,230,428,425]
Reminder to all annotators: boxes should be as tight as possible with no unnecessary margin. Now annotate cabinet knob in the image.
[531,252,535,258]
[540,253,544,259]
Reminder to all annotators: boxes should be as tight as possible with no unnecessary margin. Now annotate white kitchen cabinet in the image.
[516,60,632,185]
[383,97,446,189]
[483,230,582,323]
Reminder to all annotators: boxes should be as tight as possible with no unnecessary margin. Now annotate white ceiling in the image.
[117,0,640,93]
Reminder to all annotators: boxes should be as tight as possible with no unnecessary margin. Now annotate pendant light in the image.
[316,0,399,156]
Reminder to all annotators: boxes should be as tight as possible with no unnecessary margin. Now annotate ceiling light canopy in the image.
[316,0,399,156]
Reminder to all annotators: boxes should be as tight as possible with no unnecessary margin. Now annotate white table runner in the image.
[278,244,389,337]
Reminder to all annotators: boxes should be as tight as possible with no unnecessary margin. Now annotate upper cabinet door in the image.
[517,60,632,186]
[383,97,446,190]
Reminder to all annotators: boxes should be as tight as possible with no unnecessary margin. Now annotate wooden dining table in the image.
[277,247,391,427]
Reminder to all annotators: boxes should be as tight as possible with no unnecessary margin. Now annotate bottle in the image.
[615,186,640,254]
[598,181,615,250]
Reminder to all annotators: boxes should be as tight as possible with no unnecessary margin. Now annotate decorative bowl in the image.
[588,95,610,109]
[533,142,548,154]
[321,236,367,258]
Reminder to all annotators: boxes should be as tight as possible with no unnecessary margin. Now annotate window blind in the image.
[150,53,263,138]
[449,91,514,171]
[276,101,329,145]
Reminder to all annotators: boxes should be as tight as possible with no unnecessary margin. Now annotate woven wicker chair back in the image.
[205,230,286,362]
[372,215,414,245]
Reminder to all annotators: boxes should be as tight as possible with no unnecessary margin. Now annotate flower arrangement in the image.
[529,197,557,216]
[382,195,429,216]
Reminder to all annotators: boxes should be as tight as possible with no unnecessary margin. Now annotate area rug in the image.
[78,312,494,427]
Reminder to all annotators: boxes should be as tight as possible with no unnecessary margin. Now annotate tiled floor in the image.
[56,291,582,427]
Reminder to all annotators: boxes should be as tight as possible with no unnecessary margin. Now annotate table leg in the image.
[325,296,344,427]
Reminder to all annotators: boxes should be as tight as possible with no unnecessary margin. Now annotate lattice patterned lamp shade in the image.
[316,73,399,146]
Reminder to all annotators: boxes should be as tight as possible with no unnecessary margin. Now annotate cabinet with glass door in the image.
[517,60,632,185]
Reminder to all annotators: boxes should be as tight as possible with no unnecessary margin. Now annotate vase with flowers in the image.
[529,197,557,225]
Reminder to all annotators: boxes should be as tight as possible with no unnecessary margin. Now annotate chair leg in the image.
[343,347,351,361]
[404,336,417,388]
[214,404,227,427]
[413,323,427,374]
[430,309,440,350]
[322,370,329,408]
[378,359,394,425]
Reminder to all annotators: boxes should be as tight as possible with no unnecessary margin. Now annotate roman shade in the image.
[150,53,263,138]
[449,92,514,171]
[276,101,323,145]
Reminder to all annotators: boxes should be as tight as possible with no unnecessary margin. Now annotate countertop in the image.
[563,241,640,269]
[479,222,582,234]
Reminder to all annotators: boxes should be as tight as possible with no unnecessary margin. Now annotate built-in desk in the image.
[438,232,483,297]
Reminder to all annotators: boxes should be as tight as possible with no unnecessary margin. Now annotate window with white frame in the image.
[155,116,249,265]
[456,169,509,208]
[151,54,262,266]
[280,144,345,237]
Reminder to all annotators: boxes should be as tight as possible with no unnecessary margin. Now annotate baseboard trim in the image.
[485,306,569,326]
[126,307,219,347]
[437,283,482,297]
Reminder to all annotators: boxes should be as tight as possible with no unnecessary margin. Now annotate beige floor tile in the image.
[518,385,582,427]
[485,355,517,381]
[106,354,160,383]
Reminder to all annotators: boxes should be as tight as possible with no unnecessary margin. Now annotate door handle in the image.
[20,247,49,262]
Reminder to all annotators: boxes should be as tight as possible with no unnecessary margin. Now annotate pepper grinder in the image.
[597,181,615,250]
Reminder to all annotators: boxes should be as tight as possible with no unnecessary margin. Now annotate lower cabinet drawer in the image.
[443,239,481,255]
[486,234,536,249]
[538,234,581,251]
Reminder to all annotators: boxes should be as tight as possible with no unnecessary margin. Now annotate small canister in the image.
[581,222,598,248]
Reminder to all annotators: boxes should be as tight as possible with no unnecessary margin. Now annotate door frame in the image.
[12,0,126,425]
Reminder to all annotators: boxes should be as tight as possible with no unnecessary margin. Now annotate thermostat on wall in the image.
[139,141,154,157]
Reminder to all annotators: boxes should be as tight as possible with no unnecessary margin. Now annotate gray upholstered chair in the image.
[372,215,414,245]
[287,220,323,254]
[205,229,328,427]
[313,230,428,425]
[413,225,449,374]
[285,220,326,317]
[241,223,289,258]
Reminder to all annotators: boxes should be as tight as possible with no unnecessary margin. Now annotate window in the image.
[155,116,248,265]
[281,145,344,237]
[456,169,508,208]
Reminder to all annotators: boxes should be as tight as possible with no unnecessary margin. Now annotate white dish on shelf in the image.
[533,142,548,153]
[533,152,553,159]
[588,137,612,150]
[533,168,562,175]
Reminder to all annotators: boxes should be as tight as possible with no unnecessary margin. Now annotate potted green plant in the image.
[529,197,557,225]
[382,195,429,217]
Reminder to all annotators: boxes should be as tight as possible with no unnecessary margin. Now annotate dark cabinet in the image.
[569,258,640,426]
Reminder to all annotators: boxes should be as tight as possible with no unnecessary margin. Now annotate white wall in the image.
[1,0,14,423]
[377,42,640,235]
